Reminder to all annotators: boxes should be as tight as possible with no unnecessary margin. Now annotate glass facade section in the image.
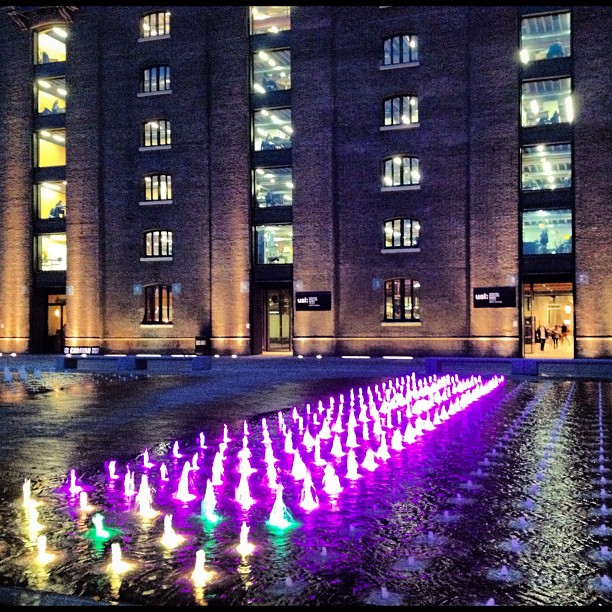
[250,6,291,35]
[520,12,571,64]
[384,279,420,321]
[521,78,573,127]
[252,49,291,94]
[254,167,293,207]
[521,143,572,191]
[253,108,292,151]
[36,233,67,271]
[522,209,572,255]
[255,224,293,264]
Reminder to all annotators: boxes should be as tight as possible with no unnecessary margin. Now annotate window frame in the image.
[139,10,171,40]
[142,229,173,260]
[141,173,173,205]
[382,218,421,251]
[140,119,172,149]
[381,34,419,68]
[384,278,420,322]
[140,65,171,95]
[382,155,420,190]
[382,94,419,129]
[142,284,173,325]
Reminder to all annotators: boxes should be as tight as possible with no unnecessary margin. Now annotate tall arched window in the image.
[382,34,419,66]
[140,11,171,39]
[383,218,421,249]
[142,66,171,93]
[382,155,420,188]
[384,279,420,322]
[142,120,171,147]
[143,230,173,258]
[143,174,172,202]
[143,284,173,324]
[383,95,419,127]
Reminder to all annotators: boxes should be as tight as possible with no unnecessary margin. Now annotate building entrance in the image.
[264,288,291,352]
[522,282,573,358]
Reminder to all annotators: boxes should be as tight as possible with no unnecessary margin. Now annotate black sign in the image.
[473,286,516,308]
[295,291,332,311]
[64,346,100,355]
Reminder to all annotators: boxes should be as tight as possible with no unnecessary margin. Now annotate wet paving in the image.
[0,361,611,606]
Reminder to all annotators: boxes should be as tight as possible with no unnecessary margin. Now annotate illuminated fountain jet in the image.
[142,450,154,469]
[263,442,278,466]
[284,430,295,454]
[198,432,207,449]
[266,462,279,490]
[319,418,332,440]
[107,542,132,575]
[290,449,308,481]
[345,426,359,449]
[124,468,136,497]
[345,449,362,480]
[36,534,55,565]
[299,469,319,511]
[159,463,169,482]
[211,451,224,486]
[175,461,197,503]
[235,471,255,510]
[237,435,252,460]
[312,436,327,467]
[301,426,316,451]
[68,469,83,495]
[161,513,185,548]
[79,491,93,513]
[376,432,391,462]
[267,485,295,530]
[322,463,343,495]
[23,478,38,509]
[236,521,255,556]
[201,479,221,524]
[192,549,214,587]
[108,460,121,480]
[362,421,370,441]
[361,448,379,472]
[172,440,183,459]
[329,433,346,458]
[135,474,159,518]
[390,428,404,451]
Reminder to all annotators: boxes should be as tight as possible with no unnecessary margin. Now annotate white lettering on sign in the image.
[475,293,488,300]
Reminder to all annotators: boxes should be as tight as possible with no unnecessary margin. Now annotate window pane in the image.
[254,167,292,207]
[522,209,572,255]
[143,284,172,324]
[384,278,420,321]
[521,143,572,191]
[252,49,291,94]
[37,181,66,219]
[520,12,571,64]
[36,129,66,167]
[37,233,66,271]
[521,78,572,127]
[141,11,171,38]
[36,77,66,115]
[253,108,292,151]
[250,6,291,35]
[35,26,67,64]
[383,34,418,66]
[255,224,293,264]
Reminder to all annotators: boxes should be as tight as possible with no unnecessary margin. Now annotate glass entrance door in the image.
[265,289,291,352]
[47,295,67,353]
[522,282,573,358]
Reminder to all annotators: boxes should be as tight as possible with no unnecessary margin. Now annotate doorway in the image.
[47,294,67,353]
[264,288,291,352]
[522,281,573,358]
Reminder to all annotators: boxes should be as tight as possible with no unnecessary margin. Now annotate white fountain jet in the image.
[345,449,362,480]
[211,451,224,486]
[322,463,343,495]
[201,479,221,523]
[290,449,308,481]
[79,491,93,513]
[172,440,183,458]
[92,513,110,538]
[159,462,169,482]
[198,431,207,449]
[235,471,255,510]
[142,450,154,469]
[361,448,379,472]
[68,469,83,495]
[301,426,316,451]
[329,433,346,458]
[312,435,327,467]
[108,460,121,479]
[376,432,391,462]
[192,549,213,588]
[175,461,197,503]
[161,513,185,548]
[23,478,38,509]
[299,469,319,511]
[124,468,136,497]
[267,485,294,529]
[236,521,255,556]
[107,542,132,575]
[135,474,159,519]
[36,534,55,564]
[390,428,404,451]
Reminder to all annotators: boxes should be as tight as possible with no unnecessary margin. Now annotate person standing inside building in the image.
[536,323,548,351]
[551,325,560,349]
[540,227,549,253]
[561,323,569,345]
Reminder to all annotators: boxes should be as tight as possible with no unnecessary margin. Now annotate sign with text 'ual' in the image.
[295,291,332,311]
[473,286,516,308]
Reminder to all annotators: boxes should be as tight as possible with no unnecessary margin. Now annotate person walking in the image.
[536,323,548,351]
[551,325,560,349]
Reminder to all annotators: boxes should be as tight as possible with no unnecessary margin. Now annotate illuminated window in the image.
[522,209,572,255]
[36,77,66,115]
[36,233,67,271]
[253,108,292,151]
[382,155,420,189]
[141,120,171,147]
[141,66,171,93]
[140,11,171,39]
[521,143,572,191]
[521,78,573,127]
[383,218,420,249]
[383,95,419,127]
[253,167,292,208]
[35,128,66,168]
[254,224,293,264]
[34,25,67,64]
[143,284,173,324]
[382,34,419,67]
[520,12,570,64]
[36,181,67,219]
[252,49,291,94]
[384,279,420,322]
[250,6,290,35]
[143,230,173,258]
[143,174,172,202]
